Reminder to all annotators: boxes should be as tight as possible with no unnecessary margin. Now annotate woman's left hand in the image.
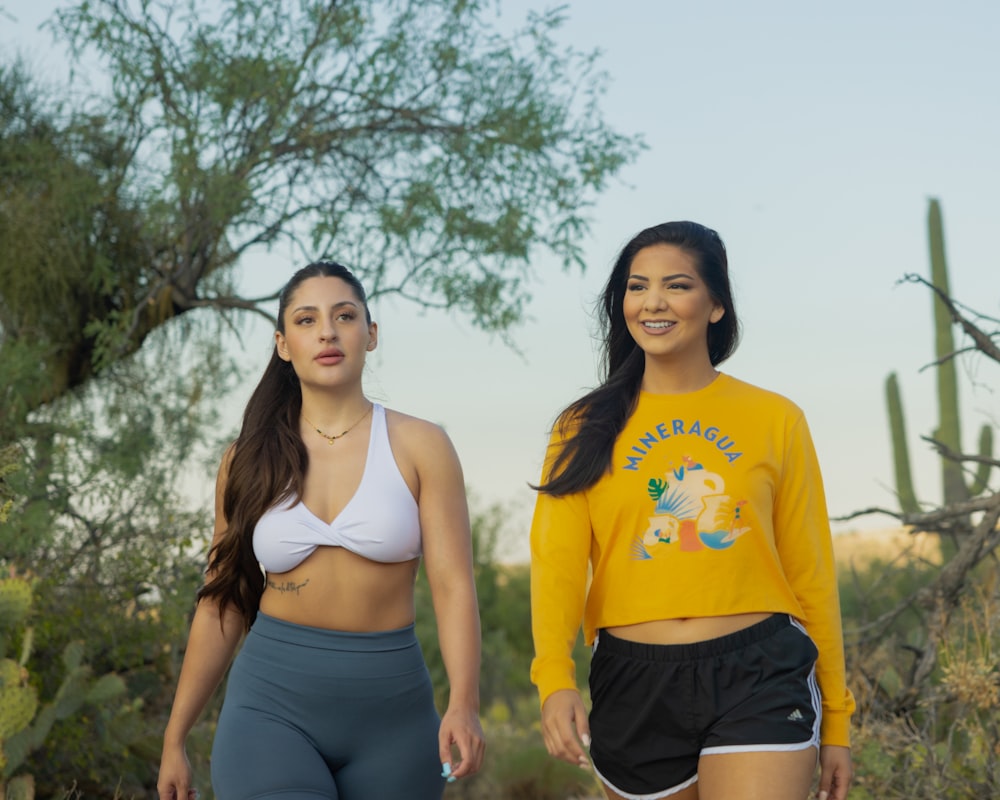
[438,706,486,780]
[817,744,852,800]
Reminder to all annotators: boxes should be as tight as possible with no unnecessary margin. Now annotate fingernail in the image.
[441,762,456,783]
[582,733,591,748]
[818,792,828,800]
[578,756,590,769]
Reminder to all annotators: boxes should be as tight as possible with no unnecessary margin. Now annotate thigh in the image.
[601,782,700,800]
[212,697,338,799]
[698,748,816,800]
[332,662,444,800]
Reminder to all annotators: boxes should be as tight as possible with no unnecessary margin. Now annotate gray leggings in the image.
[211,613,445,799]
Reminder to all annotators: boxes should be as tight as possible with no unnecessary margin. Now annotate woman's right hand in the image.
[157,743,196,800]
[540,689,591,769]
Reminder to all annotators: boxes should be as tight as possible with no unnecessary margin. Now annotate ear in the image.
[366,321,378,352]
[710,304,725,324]
[275,330,291,361]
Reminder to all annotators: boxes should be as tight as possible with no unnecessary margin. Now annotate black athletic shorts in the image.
[588,614,821,799]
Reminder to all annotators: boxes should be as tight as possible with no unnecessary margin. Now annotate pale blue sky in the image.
[4,1,998,561]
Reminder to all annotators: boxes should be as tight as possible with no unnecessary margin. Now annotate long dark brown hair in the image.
[535,221,741,496]
[198,261,372,630]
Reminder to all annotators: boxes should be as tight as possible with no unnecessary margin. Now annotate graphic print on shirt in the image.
[620,417,751,560]
[631,456,750,559]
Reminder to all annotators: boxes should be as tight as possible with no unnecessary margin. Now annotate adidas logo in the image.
[787,709,804,721]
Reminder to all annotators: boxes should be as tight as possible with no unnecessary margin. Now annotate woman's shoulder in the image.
[381,406,463,482]
[717,373,805,417]
[382,406,454,450]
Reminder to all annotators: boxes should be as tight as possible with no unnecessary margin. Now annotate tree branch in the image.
[902,273,1000,364]
[921,435,1000,468]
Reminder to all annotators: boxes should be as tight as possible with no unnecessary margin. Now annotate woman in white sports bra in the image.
[157,262,485,800]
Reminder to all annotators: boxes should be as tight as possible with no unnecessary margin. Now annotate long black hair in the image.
[535,221,740,496]
[198,261,371,630]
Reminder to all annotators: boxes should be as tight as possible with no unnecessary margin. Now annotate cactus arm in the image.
[0,578,128,784]
[886,372,920,513]
[927,198,970,505]
[0,579,33,637]
[2,724,31,779]
[0,661,39,779]
[3,773,35,800]
[968,424,994,496]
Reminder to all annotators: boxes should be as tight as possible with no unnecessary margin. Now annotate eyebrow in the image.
[627,273,695,282]
[290,300,360,313]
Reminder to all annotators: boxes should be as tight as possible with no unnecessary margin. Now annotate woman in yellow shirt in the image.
[530,222,853,800]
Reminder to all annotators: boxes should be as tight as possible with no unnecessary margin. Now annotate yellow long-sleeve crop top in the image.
[529,373,855,746]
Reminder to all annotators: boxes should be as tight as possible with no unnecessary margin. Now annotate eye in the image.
[626,282,645,292]
[295,315,315,325]
[668,282,692,291]
[336,310,357,322]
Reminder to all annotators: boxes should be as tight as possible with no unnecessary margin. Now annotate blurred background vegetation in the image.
[1,1,998,798]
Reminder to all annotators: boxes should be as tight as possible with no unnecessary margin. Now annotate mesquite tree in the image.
[2,0,641,428]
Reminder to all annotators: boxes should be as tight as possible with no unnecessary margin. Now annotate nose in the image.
[643,286,668,311]
[319,317,337,341]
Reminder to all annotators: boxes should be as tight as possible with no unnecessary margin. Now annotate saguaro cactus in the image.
[885,198,994,513]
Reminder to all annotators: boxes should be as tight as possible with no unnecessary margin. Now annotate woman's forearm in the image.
[162,600,244,747]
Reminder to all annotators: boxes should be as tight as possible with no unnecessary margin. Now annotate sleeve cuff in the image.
[820,689,856,747]
[531,658,579,709]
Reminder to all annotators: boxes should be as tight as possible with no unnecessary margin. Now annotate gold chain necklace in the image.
[301,403,373,445]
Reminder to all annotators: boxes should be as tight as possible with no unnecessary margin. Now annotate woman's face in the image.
[621,244,724,366]
[274,276,377,388]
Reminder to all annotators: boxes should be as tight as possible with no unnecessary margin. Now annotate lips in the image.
[315,348,344,365]
[642,320,676,332]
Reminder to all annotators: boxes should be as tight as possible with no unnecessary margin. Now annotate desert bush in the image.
[844,551,1000,798]
[441,697,602,800]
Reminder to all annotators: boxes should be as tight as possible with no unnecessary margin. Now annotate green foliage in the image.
[843,554,1000,798]
[416,495,594,718]
[0,445,19,524]
[0,659,38,751]
[469,503,534,705]
[0,61,152,428]
[416,498,530,710]
[0,578,32,642]
[443,717,602,800]
[0,575,136,800]
[862,272,1000,795]
[3,773,34,800]
[838,547,937,633]
[0,301,229,797]
[412,497,601,800]
[885,198,994,512]
[2,0,641,428]
[20,547,206,798]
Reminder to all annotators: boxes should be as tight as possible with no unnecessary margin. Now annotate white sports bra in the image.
[253,404,422,573]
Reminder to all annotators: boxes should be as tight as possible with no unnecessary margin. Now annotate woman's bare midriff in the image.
[606,612,775,645]
[258,546,419,632]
